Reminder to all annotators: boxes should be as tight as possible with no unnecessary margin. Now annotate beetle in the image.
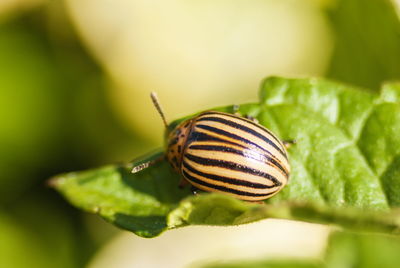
[132,92,293,202]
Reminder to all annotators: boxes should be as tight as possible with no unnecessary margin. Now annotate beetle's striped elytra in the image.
[132,92,292,202]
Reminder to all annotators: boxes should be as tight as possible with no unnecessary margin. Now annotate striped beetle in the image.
[132,92,292,202]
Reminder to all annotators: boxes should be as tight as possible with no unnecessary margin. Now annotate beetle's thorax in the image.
[166,119,193,172]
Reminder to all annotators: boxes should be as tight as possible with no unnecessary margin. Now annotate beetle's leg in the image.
[283,139,297,149]
[244,115,259,124]
[178,178,190,189]
[191,185,200,195]
[131,154,164,173]
[233,105,259,123]
[178,178,200,194]
[232,104,240,116]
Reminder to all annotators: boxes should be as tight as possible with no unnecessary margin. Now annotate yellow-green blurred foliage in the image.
[1,0,400,267]
[66,0,333,143]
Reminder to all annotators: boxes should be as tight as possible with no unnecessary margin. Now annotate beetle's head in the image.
[165,119,193,172]
[150,92,195,172]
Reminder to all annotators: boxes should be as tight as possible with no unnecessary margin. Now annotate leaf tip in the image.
[46,172,72,189]
[92,206,101,214]
[46,176,62,188]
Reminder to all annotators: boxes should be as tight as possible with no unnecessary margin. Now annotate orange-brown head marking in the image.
[166,119,193,172]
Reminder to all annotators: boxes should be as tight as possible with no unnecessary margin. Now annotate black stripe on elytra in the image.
[188,129,288,177]
[185,154,282,186]
[187,130,247,149]
[195,124,284,165]
[182,170,271,197]
[182,160,275,189]
[200,111,285,151]
[197,116,287,159]
[188,144,289,177]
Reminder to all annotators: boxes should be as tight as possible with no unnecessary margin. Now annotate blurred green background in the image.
[1,0,400,267]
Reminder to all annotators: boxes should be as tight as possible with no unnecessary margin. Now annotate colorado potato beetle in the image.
[132,92,292,202]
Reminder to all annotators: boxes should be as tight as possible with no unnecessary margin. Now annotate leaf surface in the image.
[327,0,400,89]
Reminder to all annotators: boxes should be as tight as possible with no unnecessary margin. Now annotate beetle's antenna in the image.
[150,92,168,128]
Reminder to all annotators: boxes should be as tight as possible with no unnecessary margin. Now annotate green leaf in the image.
[0,207,80,268]
[0,16,66,202]
[52,77,400,237]
[201,260,320,268]
[324,232,400,268]
[327,0,400,89]
[200,231,400,268]
[380,82,400,103]
[0,211,49,268]
[51,153,191,238]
